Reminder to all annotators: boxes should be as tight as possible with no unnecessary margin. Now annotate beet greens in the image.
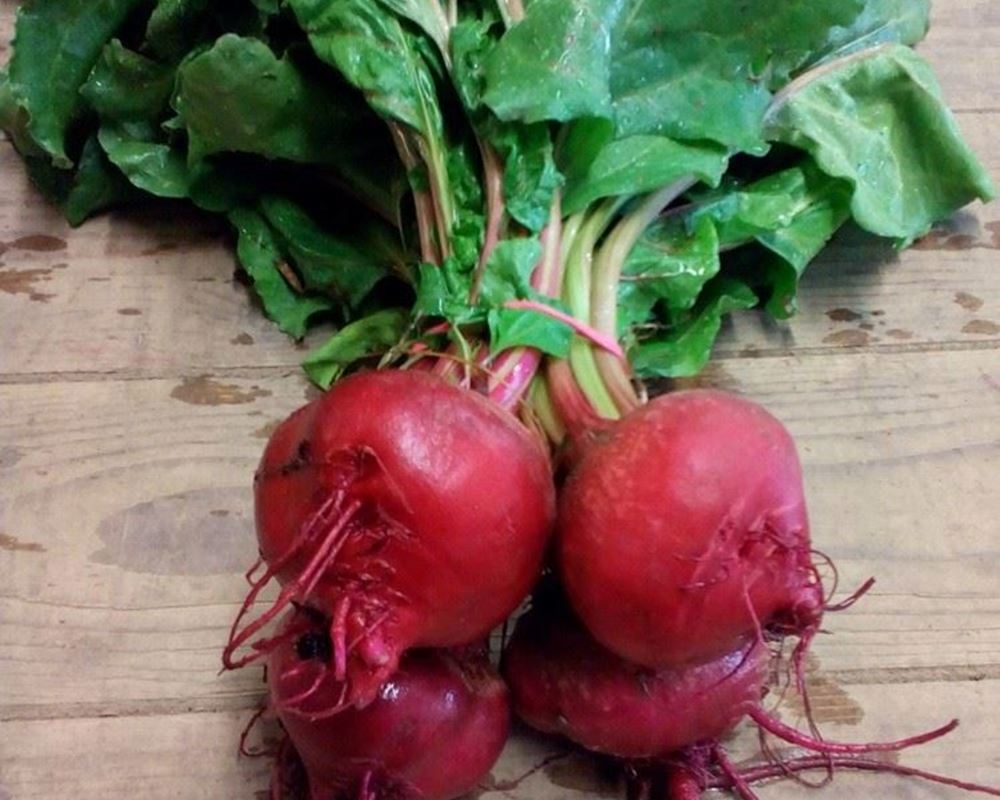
[1,0,993,405]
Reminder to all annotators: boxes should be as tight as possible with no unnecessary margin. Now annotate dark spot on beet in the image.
[296,631,333,662]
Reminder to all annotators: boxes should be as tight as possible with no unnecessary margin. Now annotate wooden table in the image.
[1,3,997,798]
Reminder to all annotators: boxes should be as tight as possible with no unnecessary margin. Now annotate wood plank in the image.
[714,209,1000,360]
[1,680,997,799]
[924,0,1000,112]
[1,348,997,712]
[0,710,271,800]
[0,148,324,376]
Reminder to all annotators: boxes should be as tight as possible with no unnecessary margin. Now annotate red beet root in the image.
[225,370,555,705]
[502,596,982,799]
[502,601,767,759]
[558,389,823,670]
[269,612,510,800]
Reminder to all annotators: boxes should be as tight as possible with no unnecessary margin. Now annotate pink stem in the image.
[749,706,959,755]
[469,143,505,304]
[388,123,440,265]
[504,299,625,358]
[488,347,543,410]
[486,198,562,410]
[534,194,563,296]
[331,595,351,682]
[546,359,608,441]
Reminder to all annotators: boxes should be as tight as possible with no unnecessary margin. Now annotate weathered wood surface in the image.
[1,0,998,798]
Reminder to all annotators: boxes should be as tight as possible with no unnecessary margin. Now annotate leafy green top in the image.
[0,0,992,430]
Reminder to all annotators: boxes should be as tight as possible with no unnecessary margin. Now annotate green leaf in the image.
[0,67,43,158]
[175,35,380,166]
[631,277,756,378]
[8,0,148,166]
[450,9,563,234]
[609,34,772,153]
[144,0,280,61]
[302,308,410,387]
[482,0,619,123]
[556,117,614,185]
[288,0,455,239]
[563,136,729,215]
[478,238,543,307]
[807,1,930,66]
[488,306,572,358]
[259,195,393,309]
[228,207,335,338]
[80,41,176,122]
[450,13,497,111]
[619,214,721,333]
[766,45,996,244]
[484,0,933,154]
[144,0,212,62]
[413,261,453,317]
[374,0,450,56]
[684,161,851,317]
[446,141,486,270]
[489,121,563,233]
[62,135,143,225]
[289,0,445,140]
[98,122,192,198]
[413,257,479,322]
[252,0,282,13]
[24,134,141,226]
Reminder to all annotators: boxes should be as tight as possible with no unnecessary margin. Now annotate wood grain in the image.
[0,680,997,800]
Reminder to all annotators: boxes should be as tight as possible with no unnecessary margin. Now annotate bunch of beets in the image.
[223,370,996,800]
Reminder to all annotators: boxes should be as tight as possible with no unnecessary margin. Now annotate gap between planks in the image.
[3,664,998,724]
[0,337,997,386]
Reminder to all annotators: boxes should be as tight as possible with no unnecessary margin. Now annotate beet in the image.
[501,596,979,800]
[557,389,824,670]
[225,369,555,706]
[269,611,510,800]
[502,601,767,759]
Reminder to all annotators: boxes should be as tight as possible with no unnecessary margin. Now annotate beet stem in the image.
[825,577,876,613]
[713,755,1000,797]
[238,704,274,759]
[748,706,959,755]
[224,491,346,666]
[223,499,360,671]
[712,746,761,800]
